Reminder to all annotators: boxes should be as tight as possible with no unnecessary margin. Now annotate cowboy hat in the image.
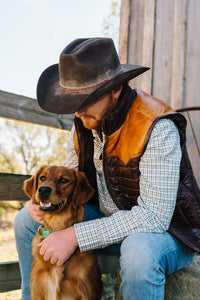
[37,38,149,114]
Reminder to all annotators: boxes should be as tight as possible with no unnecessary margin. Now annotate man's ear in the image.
[72,170,94,209]
[24,165,48,198]
[112,85,123,101]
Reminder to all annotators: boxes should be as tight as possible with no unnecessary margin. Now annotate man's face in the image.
[75,92,117,130]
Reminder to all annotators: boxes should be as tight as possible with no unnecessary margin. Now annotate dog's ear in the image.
[72,170,94,208]
[24,165,48,198]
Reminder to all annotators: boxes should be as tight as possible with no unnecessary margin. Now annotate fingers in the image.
[39,242,51,262]
[37,228,78,266]
[39,241,47,256]
[38,242,61,265]
[50,256,58,265]
[44,253,62,265]
[57,258,65,266]
[28,200,44,223]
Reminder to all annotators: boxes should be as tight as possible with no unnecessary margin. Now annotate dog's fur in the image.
[24,165,102,300]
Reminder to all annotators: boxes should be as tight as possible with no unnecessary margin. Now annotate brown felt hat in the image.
[37,38,150,114]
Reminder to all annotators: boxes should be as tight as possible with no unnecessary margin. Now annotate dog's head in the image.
[24,165,94,213]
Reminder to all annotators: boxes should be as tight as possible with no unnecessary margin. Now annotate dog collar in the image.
[38,225,56,238]
[38,225,72,238]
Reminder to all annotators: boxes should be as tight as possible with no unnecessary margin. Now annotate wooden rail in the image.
[0,90,74,130]
[0,173,30,201]
[0,262,21,292]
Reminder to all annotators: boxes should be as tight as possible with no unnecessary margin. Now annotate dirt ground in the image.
[0,221,16,256]
[0,238,16,256]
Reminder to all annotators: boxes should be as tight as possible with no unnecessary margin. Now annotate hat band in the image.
[59,70,123,93]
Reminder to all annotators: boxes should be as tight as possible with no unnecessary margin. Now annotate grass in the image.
[102,273,117,299]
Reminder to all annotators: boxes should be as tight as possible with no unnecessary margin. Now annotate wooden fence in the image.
[0,89,74,130]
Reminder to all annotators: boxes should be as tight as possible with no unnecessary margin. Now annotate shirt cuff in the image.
[74,217,122,252]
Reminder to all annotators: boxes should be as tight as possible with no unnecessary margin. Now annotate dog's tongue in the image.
[40,201,51,208]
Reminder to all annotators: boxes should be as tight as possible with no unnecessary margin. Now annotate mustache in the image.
[81,115,95,119]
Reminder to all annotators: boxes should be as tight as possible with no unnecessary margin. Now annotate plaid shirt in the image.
[64,118,181,252]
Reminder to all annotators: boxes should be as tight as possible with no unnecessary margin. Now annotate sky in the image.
[0,0,120,99]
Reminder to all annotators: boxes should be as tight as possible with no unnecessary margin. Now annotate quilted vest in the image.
[74,86,200,253]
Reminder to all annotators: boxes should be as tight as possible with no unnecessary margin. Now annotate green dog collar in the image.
[38,225,72,238]
[38,225,56,238]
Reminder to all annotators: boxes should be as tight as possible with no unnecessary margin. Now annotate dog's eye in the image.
[40,176,46,181]
[58,178,69,184]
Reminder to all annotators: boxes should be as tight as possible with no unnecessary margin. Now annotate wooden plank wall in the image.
[119,0,200,184]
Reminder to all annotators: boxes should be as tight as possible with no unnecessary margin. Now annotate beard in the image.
[77,92,117,130]
[80,116,101,130]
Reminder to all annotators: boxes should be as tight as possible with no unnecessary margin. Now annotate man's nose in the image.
[76,107,86,118]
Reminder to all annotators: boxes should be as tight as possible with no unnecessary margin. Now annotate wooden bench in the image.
[0,90,200,297]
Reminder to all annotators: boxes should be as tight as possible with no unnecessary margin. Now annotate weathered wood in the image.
[128,0,155,93]
[118,0,130,63]
[169,0,186,109]
[0,261,21,292]
[125,0,200,109]
[184,0,200,108]
[0,90,74,130]
[153,0,186,105]
[0,173,30,201]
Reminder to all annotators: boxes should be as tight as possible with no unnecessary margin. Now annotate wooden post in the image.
[118,0,130,63]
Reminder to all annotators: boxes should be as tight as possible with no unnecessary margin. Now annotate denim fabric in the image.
[14,206,40,300]
[120,232,195,300]
[14,205,195,300]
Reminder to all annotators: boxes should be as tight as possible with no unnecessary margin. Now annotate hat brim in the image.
[37,64,150,114]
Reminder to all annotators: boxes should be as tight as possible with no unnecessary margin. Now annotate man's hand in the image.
[38,226,78,266]
[28,199,44,224]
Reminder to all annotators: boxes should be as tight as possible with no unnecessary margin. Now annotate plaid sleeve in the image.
[74,119,182,252]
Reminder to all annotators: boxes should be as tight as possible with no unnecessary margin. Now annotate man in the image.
[14,38,200,300]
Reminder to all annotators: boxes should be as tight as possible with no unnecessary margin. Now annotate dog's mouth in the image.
[39,201,64,212]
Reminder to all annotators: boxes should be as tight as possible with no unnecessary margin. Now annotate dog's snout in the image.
[38,186,52,200]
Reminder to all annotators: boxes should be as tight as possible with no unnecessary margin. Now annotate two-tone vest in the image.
[74,86,200,253]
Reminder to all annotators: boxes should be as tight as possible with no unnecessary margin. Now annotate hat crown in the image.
[59,38,121,90]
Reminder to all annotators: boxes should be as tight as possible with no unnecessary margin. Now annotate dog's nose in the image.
[38,186,52,200]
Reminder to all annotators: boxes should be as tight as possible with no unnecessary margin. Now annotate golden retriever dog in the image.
[24,165,102,300]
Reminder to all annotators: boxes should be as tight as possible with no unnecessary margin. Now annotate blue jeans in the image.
[14,204,195,300]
